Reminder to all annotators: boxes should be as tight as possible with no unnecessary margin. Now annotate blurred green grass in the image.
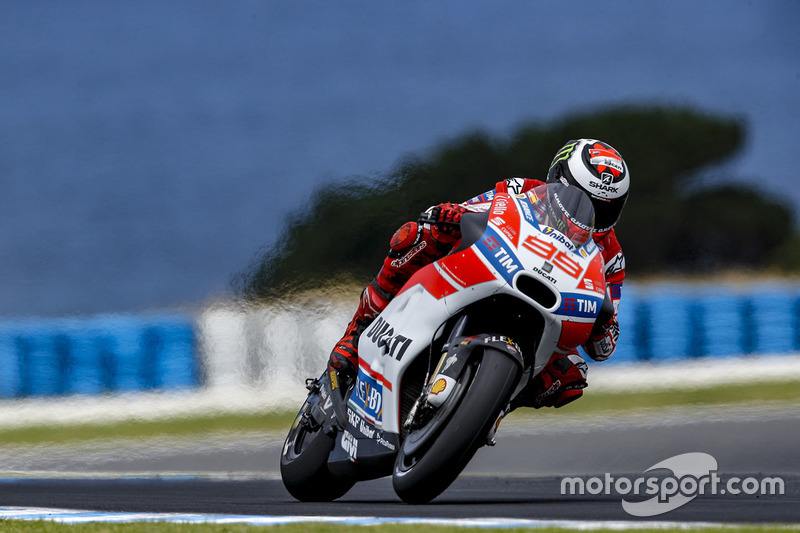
[0,410,296,447]
[553,379,800,415]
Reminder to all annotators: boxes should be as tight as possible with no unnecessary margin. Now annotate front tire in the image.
[392,347,520,503]
[280,391,355,501]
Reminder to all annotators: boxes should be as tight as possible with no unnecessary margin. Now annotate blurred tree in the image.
[670,186,794,269]
[236,105,799,300]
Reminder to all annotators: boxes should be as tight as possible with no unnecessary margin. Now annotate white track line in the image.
[0,506,762,529]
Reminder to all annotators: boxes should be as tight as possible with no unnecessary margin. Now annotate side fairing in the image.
[353,271,502,434]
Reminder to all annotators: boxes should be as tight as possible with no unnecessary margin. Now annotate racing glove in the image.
[419,203,466,243]
[511,353,588,409]
[583,315,619,361]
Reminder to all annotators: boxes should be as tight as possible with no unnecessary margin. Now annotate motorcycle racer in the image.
[329,138,630,409]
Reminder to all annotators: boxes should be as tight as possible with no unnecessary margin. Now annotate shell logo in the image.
[431,378,447,395]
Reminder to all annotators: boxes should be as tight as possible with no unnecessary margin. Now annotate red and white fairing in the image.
[353,189,605,434]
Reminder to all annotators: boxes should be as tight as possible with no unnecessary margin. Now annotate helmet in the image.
[546,139,630,233]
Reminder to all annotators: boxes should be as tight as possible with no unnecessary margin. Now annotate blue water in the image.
[1,1,798,317]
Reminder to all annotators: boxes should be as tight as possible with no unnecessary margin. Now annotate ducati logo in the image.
[364,317,413,361]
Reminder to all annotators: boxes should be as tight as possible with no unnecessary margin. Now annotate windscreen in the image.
[527,183,595,247]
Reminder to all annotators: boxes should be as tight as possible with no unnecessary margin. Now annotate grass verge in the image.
[1,380,798,447]
[0,410,297,447]
[551,379,800,416]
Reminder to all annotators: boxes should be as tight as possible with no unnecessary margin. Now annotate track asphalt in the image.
[1,403,798,525]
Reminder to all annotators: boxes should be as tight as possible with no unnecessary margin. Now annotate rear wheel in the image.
[280,387,355,501]
[392,348,520,503]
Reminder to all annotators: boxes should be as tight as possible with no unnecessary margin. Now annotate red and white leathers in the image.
[329,177,625,409]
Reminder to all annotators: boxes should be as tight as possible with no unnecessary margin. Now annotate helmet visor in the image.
[593,194,628,234]
[531,183,595,247]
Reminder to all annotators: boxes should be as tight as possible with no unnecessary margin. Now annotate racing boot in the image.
[328,210,463,381]
[512,352,589,409]
[328,281,389,382]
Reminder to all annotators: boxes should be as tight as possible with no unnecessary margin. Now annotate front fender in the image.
[426,334,524,407]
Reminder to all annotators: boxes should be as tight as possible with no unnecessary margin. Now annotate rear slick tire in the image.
[392,347,520,504]
[280,397,355,502]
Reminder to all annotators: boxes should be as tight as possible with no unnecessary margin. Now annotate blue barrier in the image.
[612,282,800,364]
[0,314,200,399]
[2,282,798,398]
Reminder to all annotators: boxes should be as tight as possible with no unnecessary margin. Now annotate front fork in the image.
[402,316,469,432]
[404,322,531,433]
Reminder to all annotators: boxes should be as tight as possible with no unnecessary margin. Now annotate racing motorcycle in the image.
[280,183,612,504]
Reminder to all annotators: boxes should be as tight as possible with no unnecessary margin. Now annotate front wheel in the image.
[280,384,355,501]
[392,347,520,503]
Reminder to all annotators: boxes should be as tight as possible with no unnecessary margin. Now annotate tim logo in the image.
[561,295,600,317]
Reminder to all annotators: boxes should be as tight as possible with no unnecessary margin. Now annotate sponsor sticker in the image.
[430,378,447,395]
[476,226,524,283]
[350,367,383,422]
[341,430,358,461]
[364,317,412,361]
[347,408,376,439]
[558,292,603,319]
